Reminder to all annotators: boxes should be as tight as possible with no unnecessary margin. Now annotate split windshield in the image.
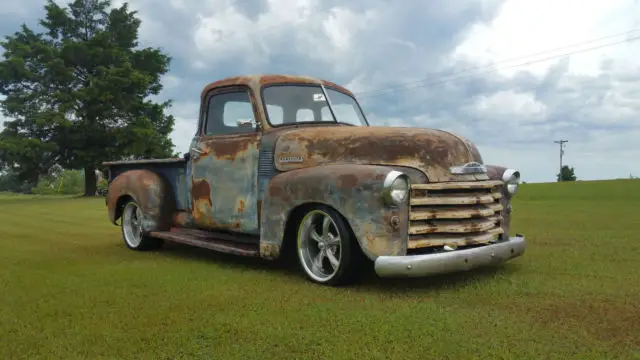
[261,84,369,127]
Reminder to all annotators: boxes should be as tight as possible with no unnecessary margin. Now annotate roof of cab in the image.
[199,74,355,100]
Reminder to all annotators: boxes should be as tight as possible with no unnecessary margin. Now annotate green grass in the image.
[1,180,639,359]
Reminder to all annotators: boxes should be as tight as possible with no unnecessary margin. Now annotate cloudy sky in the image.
[1,0,639,183]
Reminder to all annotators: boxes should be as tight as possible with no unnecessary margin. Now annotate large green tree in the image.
[0,0,176,196]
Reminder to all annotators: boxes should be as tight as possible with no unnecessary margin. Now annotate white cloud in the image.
[453,0,640,77]
[190,0,379,72]
[469,90,548,123]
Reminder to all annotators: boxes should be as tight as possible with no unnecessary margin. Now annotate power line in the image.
[355,31,640,98]
[554,140,568,181]
[355,28,640,96]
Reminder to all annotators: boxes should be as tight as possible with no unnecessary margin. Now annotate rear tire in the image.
[121,200,163,251]
[295,205,363,286]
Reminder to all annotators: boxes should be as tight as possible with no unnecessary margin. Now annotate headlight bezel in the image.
[502,168,520,197]
[382,170,410,206]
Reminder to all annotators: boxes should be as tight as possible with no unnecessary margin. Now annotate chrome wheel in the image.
[122,201,144,248]
[297,209,343,283]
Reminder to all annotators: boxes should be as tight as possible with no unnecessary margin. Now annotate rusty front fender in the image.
[259,164,410,261]
[106,169,176,232]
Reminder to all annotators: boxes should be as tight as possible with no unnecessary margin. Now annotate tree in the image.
[557,165,577,182]
[0,0,176,196]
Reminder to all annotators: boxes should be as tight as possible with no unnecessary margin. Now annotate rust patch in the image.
[191,179,212,207]
[197,133,256,161]
[172,211,195,228]
[260,242,280,259]
[337,173,358,189]
[237,199,246,213]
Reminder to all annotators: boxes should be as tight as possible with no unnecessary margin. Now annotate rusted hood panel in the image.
[273,126,486,182]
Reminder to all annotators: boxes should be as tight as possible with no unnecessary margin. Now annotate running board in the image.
[149,228,260,257]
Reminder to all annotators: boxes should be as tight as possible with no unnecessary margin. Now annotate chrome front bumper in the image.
[374,235,526,278]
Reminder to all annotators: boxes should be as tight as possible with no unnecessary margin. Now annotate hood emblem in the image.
[449,161,487,175]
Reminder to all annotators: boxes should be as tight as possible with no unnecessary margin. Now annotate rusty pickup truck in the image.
[103,74,526,286]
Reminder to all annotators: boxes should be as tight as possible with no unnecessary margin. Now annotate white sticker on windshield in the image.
[313,93,326,102]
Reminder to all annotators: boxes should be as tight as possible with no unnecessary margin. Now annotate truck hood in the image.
[272,126,487,182]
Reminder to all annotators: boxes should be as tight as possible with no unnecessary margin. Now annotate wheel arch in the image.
[280,201,361,260]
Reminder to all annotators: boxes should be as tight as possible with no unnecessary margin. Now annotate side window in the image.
[204,90,257,136]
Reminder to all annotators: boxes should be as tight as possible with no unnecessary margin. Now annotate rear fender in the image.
[106,169,176,232]
[259,164,409,260]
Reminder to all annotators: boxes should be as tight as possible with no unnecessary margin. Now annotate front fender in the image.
[106,169,175,232]
[259,164,409,260]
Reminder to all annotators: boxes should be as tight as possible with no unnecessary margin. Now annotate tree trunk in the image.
[83,167,97,196]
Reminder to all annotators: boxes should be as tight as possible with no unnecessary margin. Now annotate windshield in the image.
[261,84,369,127]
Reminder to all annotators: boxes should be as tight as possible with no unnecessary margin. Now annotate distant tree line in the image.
[0,166,108,194]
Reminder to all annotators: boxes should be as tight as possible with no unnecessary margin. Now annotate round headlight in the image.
[502,169,520,196]
[383,171,409,205]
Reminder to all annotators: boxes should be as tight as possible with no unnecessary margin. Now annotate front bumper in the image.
[374,235,526,278]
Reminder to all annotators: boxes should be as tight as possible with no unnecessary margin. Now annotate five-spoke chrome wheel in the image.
[120,200,162,251]
[296,206,363,286]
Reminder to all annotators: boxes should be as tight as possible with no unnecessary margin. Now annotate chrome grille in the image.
[408,180,504,250]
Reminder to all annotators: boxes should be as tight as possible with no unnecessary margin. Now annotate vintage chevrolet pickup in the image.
[103,74,526,286]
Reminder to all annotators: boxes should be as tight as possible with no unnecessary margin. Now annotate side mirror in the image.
[236,118,254,128]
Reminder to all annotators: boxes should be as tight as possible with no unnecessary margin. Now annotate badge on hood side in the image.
[278,154,304,163]
[449,161,487,175]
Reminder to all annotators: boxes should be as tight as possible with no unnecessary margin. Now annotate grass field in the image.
[1,180,639,359]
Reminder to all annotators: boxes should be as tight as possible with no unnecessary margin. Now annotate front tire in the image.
[121,200,163,251]
[295,205,363,286]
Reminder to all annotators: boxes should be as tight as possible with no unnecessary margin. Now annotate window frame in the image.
[259,83,370,128]
[198,85,261,137]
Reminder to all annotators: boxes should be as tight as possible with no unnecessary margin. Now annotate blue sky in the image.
[2,0,639,183]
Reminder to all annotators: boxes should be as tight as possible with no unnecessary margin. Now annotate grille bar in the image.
[408,227,505,249]
[409,206,495,220]
[408,180,504,249]
[410,191,501,206]
[411,180,503,190]
[409,215,502,235]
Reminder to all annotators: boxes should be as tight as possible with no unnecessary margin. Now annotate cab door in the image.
[188,85,261,235]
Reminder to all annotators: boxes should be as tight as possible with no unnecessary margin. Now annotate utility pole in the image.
[554,140,568,181]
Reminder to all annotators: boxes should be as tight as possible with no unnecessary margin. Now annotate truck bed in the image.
[103,157,189,211]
